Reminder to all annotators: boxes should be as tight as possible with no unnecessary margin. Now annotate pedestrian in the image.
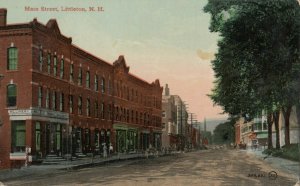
[109,143,113,156]
[103,143,107,158]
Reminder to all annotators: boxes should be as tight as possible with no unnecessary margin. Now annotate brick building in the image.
[0,9,163,169]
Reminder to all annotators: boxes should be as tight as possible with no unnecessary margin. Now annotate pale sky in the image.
[1,0,228,121]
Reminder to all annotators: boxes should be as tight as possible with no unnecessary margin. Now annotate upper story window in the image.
[86,98,90,116]
[46,89,50,109]
[47,53,51,74]
[59,92,64,111]
[60,59,64,79]
[86,71,90,88]
[38,86,43,107]
[101,102,105,119]
[78,96,82,115]
[95,101,99,118]
[7,47,18,70]
[101,77,105,93]
[7,84,17,107]
[108,79,111,95]
[78,67,82,86]
[70,64,74,82]
[39,49,43,71]
[52,91,56,110]
[94,75,98,91]
[69,95,73,113]
[53,56,57,76]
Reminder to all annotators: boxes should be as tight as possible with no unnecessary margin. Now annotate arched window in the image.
[86,71,90,88]
[7,84,17,107]
[7,47,18,70]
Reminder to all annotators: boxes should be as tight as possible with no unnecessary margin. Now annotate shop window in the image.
[7,47,18,70]
[7,84,17,107]
[35,122,41,152]
[11,121,26,152]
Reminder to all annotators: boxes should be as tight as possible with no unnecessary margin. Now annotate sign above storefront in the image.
[8,107,69,124]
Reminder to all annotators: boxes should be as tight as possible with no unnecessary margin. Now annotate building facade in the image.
[161,84,177,149]
[0,9,163,169]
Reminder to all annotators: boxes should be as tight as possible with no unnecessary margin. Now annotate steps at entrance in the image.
[42,154,66,165]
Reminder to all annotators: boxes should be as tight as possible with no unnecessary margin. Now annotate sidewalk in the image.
[245,148,300,179]
[0,151,180,182]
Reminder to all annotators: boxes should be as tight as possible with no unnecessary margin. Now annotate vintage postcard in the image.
[0,0,299,185]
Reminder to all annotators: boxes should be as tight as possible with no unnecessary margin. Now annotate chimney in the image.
[0,8,7,27]
[165,84,170,96]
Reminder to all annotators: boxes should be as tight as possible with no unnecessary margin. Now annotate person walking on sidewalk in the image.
[103,143,107,158]
[109,143,113,156]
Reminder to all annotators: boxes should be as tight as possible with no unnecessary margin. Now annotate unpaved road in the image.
[3,149,298,186]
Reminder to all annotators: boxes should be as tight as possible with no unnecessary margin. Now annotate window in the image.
[35,122,41,152]
[162,111,166,118]
[70,64,74,82]
[38,86,43,107]
[53,56,57,76]
[7,47,18,70]
[101,102,105,119]
[95,101,99,118]
[39,49,43,71]
[7,84,17,107]
[11,121,26,152]
[108,79,111,95]
[59,92,64,111]
[46,89,50,109]
[86,98,90,116]
[94,75,98,91]
[101,77,105,93]
[86,71,90,88]
[78,67,82,86]
[69,95,73,113]
[108,104,112,120]
[47,53,51,74]
[78,96,82,115]
[60,59,64,79]
[52,91,56,110]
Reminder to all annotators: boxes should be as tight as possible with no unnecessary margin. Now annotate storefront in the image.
[8,107,69,162]
[114,124,138,153]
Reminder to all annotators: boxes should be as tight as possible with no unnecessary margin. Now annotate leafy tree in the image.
[205,0,300,147]
[213,120,235,144]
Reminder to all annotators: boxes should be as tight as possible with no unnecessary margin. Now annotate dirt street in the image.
[3,149,298,186]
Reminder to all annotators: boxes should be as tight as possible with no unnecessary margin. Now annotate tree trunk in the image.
[267,113,273,149]
[282,106,292,147]
[273,110,280,149]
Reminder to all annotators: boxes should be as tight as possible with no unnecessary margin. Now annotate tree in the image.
[205,0,300,147]
[213,119,235,145]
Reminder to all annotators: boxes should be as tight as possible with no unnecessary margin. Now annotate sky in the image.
[1,0,228,122]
